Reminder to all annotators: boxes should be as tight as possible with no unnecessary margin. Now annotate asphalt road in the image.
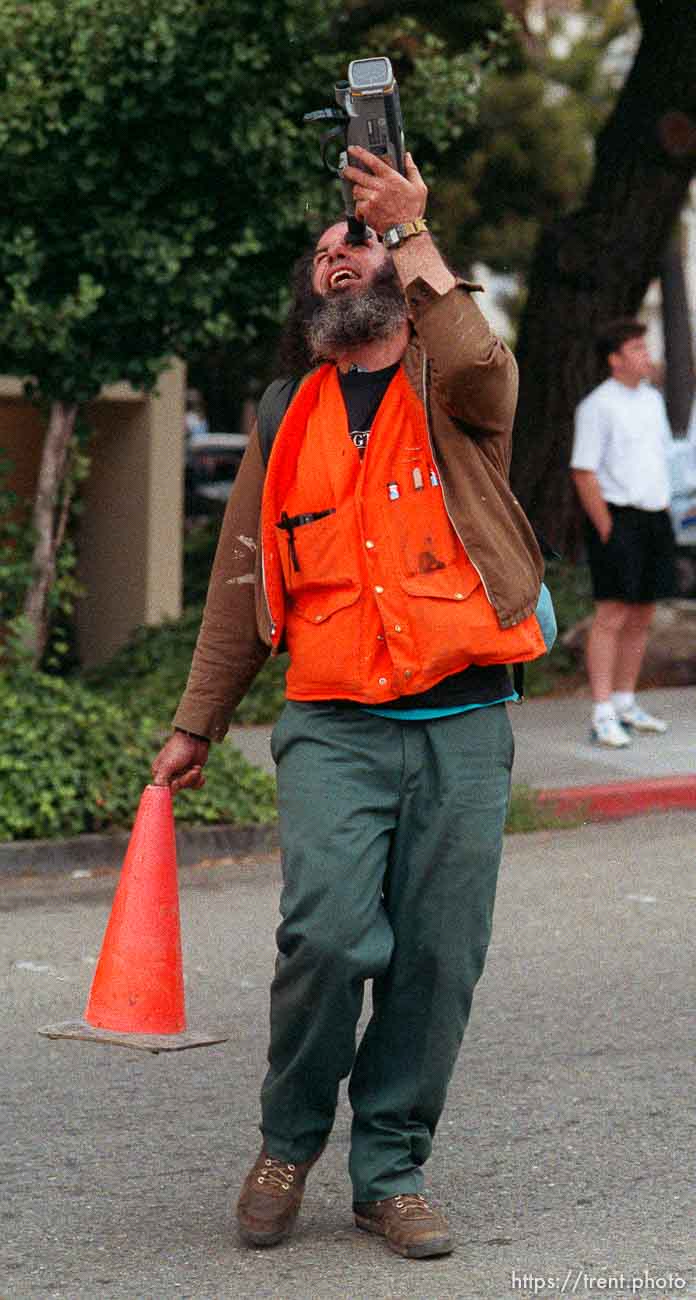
[2,813,695,1300]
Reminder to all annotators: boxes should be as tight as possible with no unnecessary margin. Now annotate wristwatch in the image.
[382,218,428,250]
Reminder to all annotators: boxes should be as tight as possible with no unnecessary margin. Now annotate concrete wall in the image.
[0,361,185,667]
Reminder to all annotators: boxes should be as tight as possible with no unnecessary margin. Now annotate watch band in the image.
[382,218,428,249]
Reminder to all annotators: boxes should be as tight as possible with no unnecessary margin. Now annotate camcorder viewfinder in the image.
[304,56,406,245]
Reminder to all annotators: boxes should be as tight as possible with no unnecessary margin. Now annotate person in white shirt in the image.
[571,319,676,748]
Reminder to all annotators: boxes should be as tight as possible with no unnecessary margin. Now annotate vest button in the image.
[454,592,464,600]
[365,540,375,549]
[374,585,384,594]
[314,614,323,622]
[378,677,388,685]
[404,669,412,678]
[394,625,402,632]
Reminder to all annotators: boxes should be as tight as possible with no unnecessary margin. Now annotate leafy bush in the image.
[183,519,220,607]
[0,558,594,842]
[172,746,277,828]
[83,606,205,722]
[234,654,288,724]
[84,606,288,725]
[183,521,289,721]
[0,669,276,842]
[0,456,33,624]
[523,558,593,696]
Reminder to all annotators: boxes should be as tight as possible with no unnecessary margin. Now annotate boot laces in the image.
[393,1193,433,1218]
[256,1156,296,1191]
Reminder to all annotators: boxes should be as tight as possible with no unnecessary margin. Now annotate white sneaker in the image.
[617,705,668,734]
[591,716,632,748]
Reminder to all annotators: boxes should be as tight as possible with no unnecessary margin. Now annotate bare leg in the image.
[613,602,656,693]
[585,600,630,702]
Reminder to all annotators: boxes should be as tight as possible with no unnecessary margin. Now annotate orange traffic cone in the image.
[39,785,228,1054]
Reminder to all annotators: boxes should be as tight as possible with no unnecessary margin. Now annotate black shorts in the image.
[584,505,676,603]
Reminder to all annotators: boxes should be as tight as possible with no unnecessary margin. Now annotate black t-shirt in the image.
[336,364,512,710]
[338,361,400,456]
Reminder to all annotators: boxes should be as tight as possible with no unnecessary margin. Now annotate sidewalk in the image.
[506,685,696,820]
[507,686,694,788]
[228,684,695,819]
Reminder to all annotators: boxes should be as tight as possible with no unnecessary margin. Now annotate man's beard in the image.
[306,261,408,362]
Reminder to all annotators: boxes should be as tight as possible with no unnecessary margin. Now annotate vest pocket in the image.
[399,565,545,675]
[396,566,486,679]
[291,584,361,624]
[277,503,361,619]
[276,508,335,574]
[381,489,458,578]
[399,566,481,603]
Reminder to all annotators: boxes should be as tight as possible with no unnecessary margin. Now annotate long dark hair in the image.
[276,215,367,377]
[275,245,322,378]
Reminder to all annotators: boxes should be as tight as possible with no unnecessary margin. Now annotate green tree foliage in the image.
[193,2,626,420]
[433,68,593,276]
[83,603,289,727]
[431,1,636,280]
[0,0,504,403]
[0,0,506,659]
[0,0,324,402]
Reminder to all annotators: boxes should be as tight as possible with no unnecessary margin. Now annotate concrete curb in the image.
[0,821,279,879]
[536,774,696,821]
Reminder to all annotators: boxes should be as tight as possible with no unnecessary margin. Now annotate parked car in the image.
[185,432,249,518]
[668,419,696,596]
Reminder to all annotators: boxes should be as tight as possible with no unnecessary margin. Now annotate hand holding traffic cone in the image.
[39,785,227,1053]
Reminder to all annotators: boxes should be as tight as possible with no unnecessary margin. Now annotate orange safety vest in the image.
[261,363,545,704]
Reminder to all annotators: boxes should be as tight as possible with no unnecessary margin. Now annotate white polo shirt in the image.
[571,378,672,511]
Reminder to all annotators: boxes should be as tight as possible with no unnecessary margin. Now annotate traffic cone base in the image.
[38,1019,228,1055]
[38,785,228,1053]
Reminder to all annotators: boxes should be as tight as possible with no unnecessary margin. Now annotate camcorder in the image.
[304,56,406,245]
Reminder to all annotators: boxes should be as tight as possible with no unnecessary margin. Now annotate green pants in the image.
[260,700,513,1202]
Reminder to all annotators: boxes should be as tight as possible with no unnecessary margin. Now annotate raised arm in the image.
[343,145,518,439]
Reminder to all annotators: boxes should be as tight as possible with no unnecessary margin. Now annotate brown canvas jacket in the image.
[174,278,543,742]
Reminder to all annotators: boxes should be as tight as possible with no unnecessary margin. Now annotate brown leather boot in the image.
[353,1193,454,1258]
[236,1147,323,1247]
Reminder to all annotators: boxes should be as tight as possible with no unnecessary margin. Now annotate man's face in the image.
[306,222,407,362]
[311,222,389,299]
[609,335,653,386]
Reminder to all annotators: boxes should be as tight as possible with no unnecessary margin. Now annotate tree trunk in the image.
[22,400,79,667]
[660,220,695,436]
[510,0,696,553]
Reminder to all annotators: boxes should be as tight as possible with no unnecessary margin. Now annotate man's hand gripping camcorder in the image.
[304,56,406,245]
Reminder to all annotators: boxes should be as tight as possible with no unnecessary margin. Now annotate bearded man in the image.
[152,146,547,1260]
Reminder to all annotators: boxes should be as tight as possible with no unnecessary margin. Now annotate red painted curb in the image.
[537,775,696,821]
